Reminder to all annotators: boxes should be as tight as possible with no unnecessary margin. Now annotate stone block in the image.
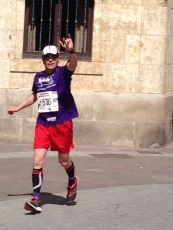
[125,35,141,64]
[110,64,139,93]
[106,0,142,5]
[165,118,172,145]
[92,3,102,62]
[167,8,173,36]
[92,53,102,62]
[14,30,24,59]
[135,122,166,147]
[142,6,167,36]
[0,30,11,59]
[140,35,166,64]
[73,92,165,133]
[75,62,103,75]
[101,34,125,63]
[105,5,142,35]
[0,118,21,144]
[95,0,102,4]
[0,1,14,30]
[10,59,43,73]
[9,72,34,89]
[92,93,165,123]
[73,120,134,147]
[165,64,173,92]
[168,0,173,8]
[21,119,35,144]
[0,59,10,88]
[165,37,173,64]
[74,92,95,121]
[139,64,164,93]
[93,3,102,32]
[72,74,110,92]
[0,90,7,118]
[165,94,173,120]
[16,1,25,30]
[143,0,168,6]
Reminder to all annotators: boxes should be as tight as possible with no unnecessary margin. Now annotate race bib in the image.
[37,91,58,113]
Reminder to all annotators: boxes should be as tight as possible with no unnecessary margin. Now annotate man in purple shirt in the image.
[7,34,79,212]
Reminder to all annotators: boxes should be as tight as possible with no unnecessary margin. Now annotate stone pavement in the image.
[1,143,173,230]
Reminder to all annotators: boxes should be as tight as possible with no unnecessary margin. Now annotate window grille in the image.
[23,0,94,61]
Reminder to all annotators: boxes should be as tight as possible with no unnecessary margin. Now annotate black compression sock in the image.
[32,168,43,199]
[65,161,75,185]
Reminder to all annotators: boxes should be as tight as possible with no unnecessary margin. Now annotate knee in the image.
[59,158,69,168]
[33,156,44,168]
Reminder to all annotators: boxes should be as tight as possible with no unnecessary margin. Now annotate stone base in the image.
[2,90,173,148]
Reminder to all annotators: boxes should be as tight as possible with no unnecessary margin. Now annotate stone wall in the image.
[0,0,173,148]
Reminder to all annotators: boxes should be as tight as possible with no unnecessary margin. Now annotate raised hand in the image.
[59,34,74,52]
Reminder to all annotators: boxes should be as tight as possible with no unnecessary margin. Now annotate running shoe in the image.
[24,196,42,212]
[66,176,79,204]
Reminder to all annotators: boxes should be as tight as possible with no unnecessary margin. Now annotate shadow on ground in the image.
[8,192,76,214]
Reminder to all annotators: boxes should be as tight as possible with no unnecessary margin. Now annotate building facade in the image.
[0,0,173,148]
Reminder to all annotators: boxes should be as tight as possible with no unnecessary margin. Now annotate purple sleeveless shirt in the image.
[32,66,79,126]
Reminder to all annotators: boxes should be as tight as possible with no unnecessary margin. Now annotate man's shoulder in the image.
[57,65,74,75]
[56,65,66,71]
[55,65,69,74]
[35,70,46,76]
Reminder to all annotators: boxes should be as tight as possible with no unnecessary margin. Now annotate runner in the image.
[7,34,79,212]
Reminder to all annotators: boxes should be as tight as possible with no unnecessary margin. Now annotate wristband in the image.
[68,49,76,54]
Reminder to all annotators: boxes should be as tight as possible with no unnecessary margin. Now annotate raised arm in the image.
[59,34,77,72]
[7,93,37,115]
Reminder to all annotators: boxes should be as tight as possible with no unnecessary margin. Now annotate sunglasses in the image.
[43,54,59,60]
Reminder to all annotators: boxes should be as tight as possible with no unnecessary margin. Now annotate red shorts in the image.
[33,120,73,153]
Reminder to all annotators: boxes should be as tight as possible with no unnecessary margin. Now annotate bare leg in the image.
[24,148,47,212]
[58,152,78,204]
[33,148,47,169]
[58,152,71,169]
[32,148,47,198]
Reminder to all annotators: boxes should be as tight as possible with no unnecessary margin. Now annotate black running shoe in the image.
[66,176,79,204]
[24,196,42,212]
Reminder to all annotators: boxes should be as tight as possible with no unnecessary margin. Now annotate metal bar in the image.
[57,0,62,50]
[82,0,87,59]
[30,0,35,56]
[66,0,70,38]
[48,0,53,44]
[64,0,70,59]
[38,0,44,56]
[74,0,78,51]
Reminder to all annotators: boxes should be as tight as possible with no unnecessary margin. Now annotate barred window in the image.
[23,0,94,60]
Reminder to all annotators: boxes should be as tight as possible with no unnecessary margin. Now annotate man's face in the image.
[42,54,59,72]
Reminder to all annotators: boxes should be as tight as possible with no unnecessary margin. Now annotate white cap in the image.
[42,45,59,56]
